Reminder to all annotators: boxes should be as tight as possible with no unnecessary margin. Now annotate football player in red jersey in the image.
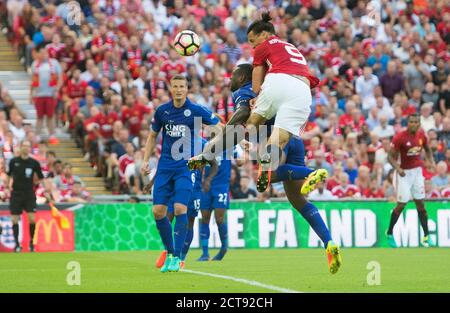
[243,13,342,270]
[243,12,320,185]
[387,114,436,247]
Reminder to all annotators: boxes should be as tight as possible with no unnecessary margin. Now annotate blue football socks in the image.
[155,216,174,254]
[173,213,188,258]
[299,202,332,248]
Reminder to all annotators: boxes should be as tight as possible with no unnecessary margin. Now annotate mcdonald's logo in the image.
[34,218,64,245]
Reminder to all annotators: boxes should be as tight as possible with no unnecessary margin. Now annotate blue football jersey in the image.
[151,98,219,169]
[231,82,275,134]
[231,82,256,110]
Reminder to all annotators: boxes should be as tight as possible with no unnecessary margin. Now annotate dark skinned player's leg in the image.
[386,202,406,248]
[284,180,341,274]
[198,209,212,260]
[414,199,434,246]
[387,202,406,235]
[283,180,332,247]
[212,208,228,261]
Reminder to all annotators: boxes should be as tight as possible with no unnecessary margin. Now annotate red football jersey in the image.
[122,104,151,136]
[391,129,427,170]
[363,188,385,198]
[91,36,115,62]
[441,188,450,198]
[65,79,88,99]
[83,114,102,141]
[426,190,441,198]
[253,35,320,88]
[47,43,65,59]
[99,111,118,139]
[118,154,134,179]
[160,60,186,81]
[57,48,79,71]
[146,51,169,65]
[332,185,361,198]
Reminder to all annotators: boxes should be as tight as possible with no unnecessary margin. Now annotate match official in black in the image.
[6,140,44,252]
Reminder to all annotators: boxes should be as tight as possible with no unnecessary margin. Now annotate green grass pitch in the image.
[1,248,449,292]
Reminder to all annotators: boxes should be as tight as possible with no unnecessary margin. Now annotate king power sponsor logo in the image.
[189,209,450,248]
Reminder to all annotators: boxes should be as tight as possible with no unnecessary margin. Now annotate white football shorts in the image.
[393,167,425,203]
[253,73,312,136]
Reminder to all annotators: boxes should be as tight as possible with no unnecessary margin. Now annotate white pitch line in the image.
[181,269,302,293]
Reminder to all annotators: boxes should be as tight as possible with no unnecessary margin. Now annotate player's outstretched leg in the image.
[300,169,329,195]
[273,164,315,183]
[212,209,228,261]
[300,202,341,274]
[198,217,211,261]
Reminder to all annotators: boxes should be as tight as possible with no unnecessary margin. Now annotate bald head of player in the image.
[247,12,276,49]
[230,63,253,92]
[169,75,188,107]
[407,113,421,134]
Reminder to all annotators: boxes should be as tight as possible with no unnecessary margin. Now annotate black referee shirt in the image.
[7,156,44,193]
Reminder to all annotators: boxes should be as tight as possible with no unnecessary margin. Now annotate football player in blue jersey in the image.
[188,65,342,274]
[142,75,220,273]
[197,144,241,262]
[153,141,219,269]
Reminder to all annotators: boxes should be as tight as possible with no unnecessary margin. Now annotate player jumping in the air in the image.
[387,114,435,248]
[141,75,220,272]
[190,64,341,274]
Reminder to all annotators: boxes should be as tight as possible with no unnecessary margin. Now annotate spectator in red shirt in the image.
[63,69,88,102]
[118,142,136,193]
[57,35,79,74]
[363,179,385,198]
[60,181,92,203]
[46,33,64,59]
[91,24,115,63]
[331,172,361,198]
[425,179,441,198]
[121,93,151,138]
